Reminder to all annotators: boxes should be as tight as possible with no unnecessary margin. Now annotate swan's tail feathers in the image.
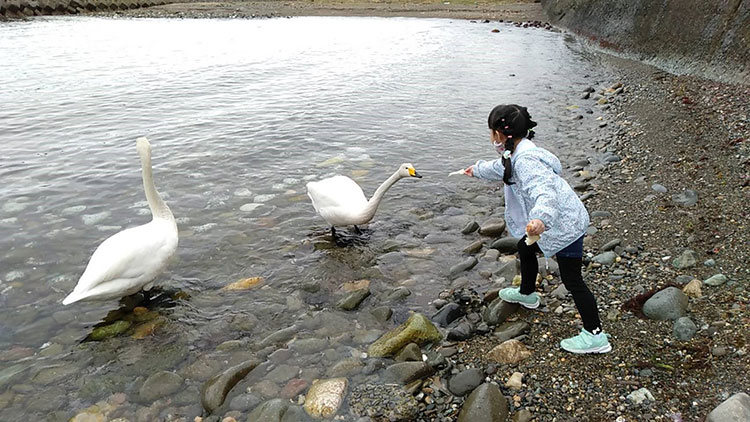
[62,290,86,305]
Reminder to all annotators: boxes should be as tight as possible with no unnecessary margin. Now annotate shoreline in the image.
[86,0,547,21]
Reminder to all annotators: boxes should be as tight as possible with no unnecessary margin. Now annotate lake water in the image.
[0,16,612,421]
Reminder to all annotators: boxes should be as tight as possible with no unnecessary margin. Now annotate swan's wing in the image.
[306,176,367,212]
[72,221,177,294]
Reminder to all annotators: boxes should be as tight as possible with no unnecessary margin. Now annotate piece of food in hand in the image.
[525,222,540,245]
[448,169,467,176]
[525,233,540,245]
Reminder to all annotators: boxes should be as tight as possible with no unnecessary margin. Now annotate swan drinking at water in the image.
[62,137,178,305]
[306,163,422,241]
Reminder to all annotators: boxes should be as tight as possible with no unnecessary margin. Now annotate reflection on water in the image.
[0,16,611,420]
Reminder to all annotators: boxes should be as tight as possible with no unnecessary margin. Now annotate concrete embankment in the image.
[541,0,750,84]
[0,0,170,17]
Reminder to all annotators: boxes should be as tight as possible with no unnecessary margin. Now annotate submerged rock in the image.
[367,313,442,358]
[89,320,132,341]
[349,383,419,421]
[303,378,348,418]
[201,358,260,413]
[337,287,371,311]
[249,398,310,422]
[382,361,435,385]
[140,371,184,403]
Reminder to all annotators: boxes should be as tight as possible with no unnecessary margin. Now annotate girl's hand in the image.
[464,166,474,177]
[526,219,545,236]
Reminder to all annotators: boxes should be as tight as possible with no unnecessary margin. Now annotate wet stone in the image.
[382,361,435,385]
[379,287,411,303]
[367,313,442,358]
[449,257,478,277]
[200,359,260,413]
[326,359,363,377]
[289,338,328,355]
[490,237,520,254]
[493,320,531,343]
[303,378,347,419]
[370,306,393,323]
[228,393,262,412]
[478,218,506,237]
[32,363,80,385]
[461,221,480,234]
[431,302,464,327]
[483,298,519,325]
[457,383,509,422]
[337,287,371,311]
[448,320,474,340]
[448,368,484,396]
[249,398,311,421]
[266,364,300,384]
[139,371,183,403]
[395,343,422,362]
[462,239,484,254]
[349,383,419,421]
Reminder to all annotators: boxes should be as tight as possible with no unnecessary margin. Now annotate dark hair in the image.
[487,104,537,184]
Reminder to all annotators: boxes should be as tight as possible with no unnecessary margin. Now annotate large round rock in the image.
[642,287,688,321]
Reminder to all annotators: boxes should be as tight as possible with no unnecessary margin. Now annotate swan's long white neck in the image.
[139,149,173,221]
[362,170,403,221]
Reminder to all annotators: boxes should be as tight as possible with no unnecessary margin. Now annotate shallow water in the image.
[0,16,611,420]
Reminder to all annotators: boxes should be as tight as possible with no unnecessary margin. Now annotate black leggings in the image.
[517,237,602,333]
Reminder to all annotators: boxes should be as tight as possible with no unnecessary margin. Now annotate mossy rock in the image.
[367,313,442,358]
[89,320,132,341]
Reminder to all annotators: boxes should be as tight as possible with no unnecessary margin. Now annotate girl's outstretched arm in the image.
[471,159,505,181]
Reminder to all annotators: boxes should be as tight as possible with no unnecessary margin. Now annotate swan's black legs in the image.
[331,226,337,240]
[354,225,362,235]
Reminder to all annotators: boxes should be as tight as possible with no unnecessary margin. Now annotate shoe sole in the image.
[561,344,612,354]
[501,297,540,310]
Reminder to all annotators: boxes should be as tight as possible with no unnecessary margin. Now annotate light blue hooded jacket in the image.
[473,138,589,257]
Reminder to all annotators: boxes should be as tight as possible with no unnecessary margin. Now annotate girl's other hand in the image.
[526,219,545,235]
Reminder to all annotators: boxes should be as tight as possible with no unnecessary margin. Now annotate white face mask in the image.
[493,140,505,154]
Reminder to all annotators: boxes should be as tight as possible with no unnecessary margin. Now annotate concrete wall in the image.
[540,0,750,84]
[0,0,170,17]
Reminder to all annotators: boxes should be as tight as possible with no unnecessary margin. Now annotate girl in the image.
[464,104,611,354]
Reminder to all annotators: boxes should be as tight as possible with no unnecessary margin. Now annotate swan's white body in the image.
[306,163,421,229]
[62,137,178,305]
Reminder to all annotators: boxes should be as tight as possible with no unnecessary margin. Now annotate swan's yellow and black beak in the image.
[409,168,422,178]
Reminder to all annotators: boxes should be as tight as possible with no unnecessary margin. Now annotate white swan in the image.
[306,163,422,240]
[62,137,178,305]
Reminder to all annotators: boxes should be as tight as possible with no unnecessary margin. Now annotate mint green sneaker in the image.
[498,287,540,309]
[560,328,612,354]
